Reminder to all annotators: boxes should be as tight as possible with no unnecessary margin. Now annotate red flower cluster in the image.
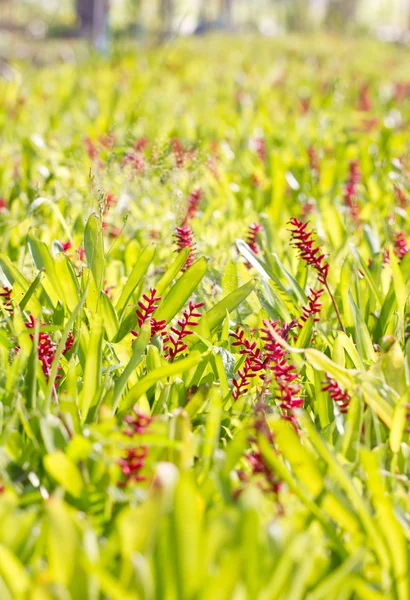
[393,231,409,261]
[246,223,263,254]
[261,320,303,425]
[255,137,266,163]
[307,146,320,175]
[358,83,372,112]
[171,138,185,168]
[118,412,152,487]
[131,288,166,340]
[84,137,98,161]
[300,288,324,326]
[186,188,202,222]
[61,241,72,253]
[0,286,13,313]
[343,160,361,222]
[394,185,406,209]
[134,137,148,153]
[289,218,329,284]
[24,315,73,381]
[175,225,196,271]
[322,374,350,414]
[122,151,145,175]
[163,301,204,361]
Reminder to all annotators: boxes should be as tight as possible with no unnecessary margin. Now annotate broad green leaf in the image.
[0,545,30,597]
[79,315,103,422]
[99,291,119,341]
[116,245,156,319]
[47,498,77,586]
[204,280,256,331]
[156,247,189,295]
[84,213,105,293]
[44,451,84,497]
[155,258,208,323]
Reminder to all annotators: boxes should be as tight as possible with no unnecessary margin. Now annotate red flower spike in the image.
[307,146,320,175]
[246,224,263,255]
[84,137,98,161]
[186,188,203,222]
[0,287,13,313]
[118,411,152,487]
[343,160,361,222]
[61,241,72,253]
[175,225,196,271]
[255,138,266,163]
[289,218,329,284]
[131,288,166,341]
[394,185,406,209]
[163,301,204,361]
[261,320,303,423]
[171,138,185,168]
[393,231,409,261]
[299,288,324,326]
[322,374,350,414]
[134,137,148,153]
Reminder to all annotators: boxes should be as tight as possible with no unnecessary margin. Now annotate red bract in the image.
[171,138,185,168]
[134,137,148,153]
[343,160,361,222]
[0,197,7,211]
[261,320,303,425]
[84,137,98,161]
[246,223,263,254]
[105,192,116,212]
[232,357,261,400]
[186,188,202,222]
[231,329,266,400]
[61,241,72,253]
[131,288,167,340]
[300,288,324,326]
[118,412,152,487]
[289,218,329,284]
[358,83,372,112]
[122,152,145,174]
[0,286,13,313]
[393,231,409,261]
[255,137,266,162]
[307,146,320,175]
[394,185,406,209]
[322,375,350,414]
[246,450,281,495]
[175,225,196,271]
[163,301,204,361]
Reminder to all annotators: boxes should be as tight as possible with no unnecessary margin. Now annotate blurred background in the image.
[1,0,410,58]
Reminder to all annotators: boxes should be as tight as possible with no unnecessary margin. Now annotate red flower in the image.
[0,287,13,313]
[61,241,72,253]
[118,412,152,486]
[84,137,98,161]
[322,374,350,414]
[163,301,204,361]
[255,137,266,162]
[175,225,196,271]
[289,218,329,284]
[171,138,185,168]
[307,146,320,175]
[0,197,7,211]
[300,288,324,326]
[186,188,203,222]
[393,231,409,261]
[246,223,263,255]
[394,185,406,209]
[343,160,361,222]
[131,288,167,340]
[134,137,148,153]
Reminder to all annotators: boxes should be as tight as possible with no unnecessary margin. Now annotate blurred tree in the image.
[220,0,234,28]
[324,0,357,29]
[76,0,109,37]
[159,0,174,35]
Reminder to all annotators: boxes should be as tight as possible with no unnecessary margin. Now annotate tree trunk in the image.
[220,0,234,29]
[160,0,173,35]
[324,0,357,30]
[76,0,109,41]
[76,0,95,35]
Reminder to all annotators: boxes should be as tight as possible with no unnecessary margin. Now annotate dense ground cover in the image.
[0,35,410,599]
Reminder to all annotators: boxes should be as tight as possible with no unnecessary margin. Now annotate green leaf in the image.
[204,280,256,331]
[47,498,78,586]
[120,352,202,412]
[79,315,104,422]
[115,245,156,319]
[84,213,105,293]
[44,451,84,497]
[0,545,30,597]
[99,291,120,341]
[156,247,189,295]
[155,258,208,323]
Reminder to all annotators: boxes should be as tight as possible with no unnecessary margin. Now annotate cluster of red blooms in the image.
[322,374,350,414]
[394,82,410,103]
[231,322,303,427]
[24,315,73,381]
[122,151,145,175]
[84,137,98,162]
[163,301,204,361]
[99,132,116,149]
[289,218,329,284]
[254,137,266,163]
[0,287,13,313]
[261,321,303,426]
[61,241,72,253]
[394,185,406,209]
[383,231,409,264]
[0,197,7,211]
[185,188,202,222]
[307,146,320,176]
[300,288,324,327]
[118,412,152,487]
[131,288,166,340]
[343,160,361,222]
[171,138,185,168]
[175,225,196,271]
[358,83,372,112]
[246,223,263,254]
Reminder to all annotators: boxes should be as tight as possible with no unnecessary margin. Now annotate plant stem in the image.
[325,281,346,333]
